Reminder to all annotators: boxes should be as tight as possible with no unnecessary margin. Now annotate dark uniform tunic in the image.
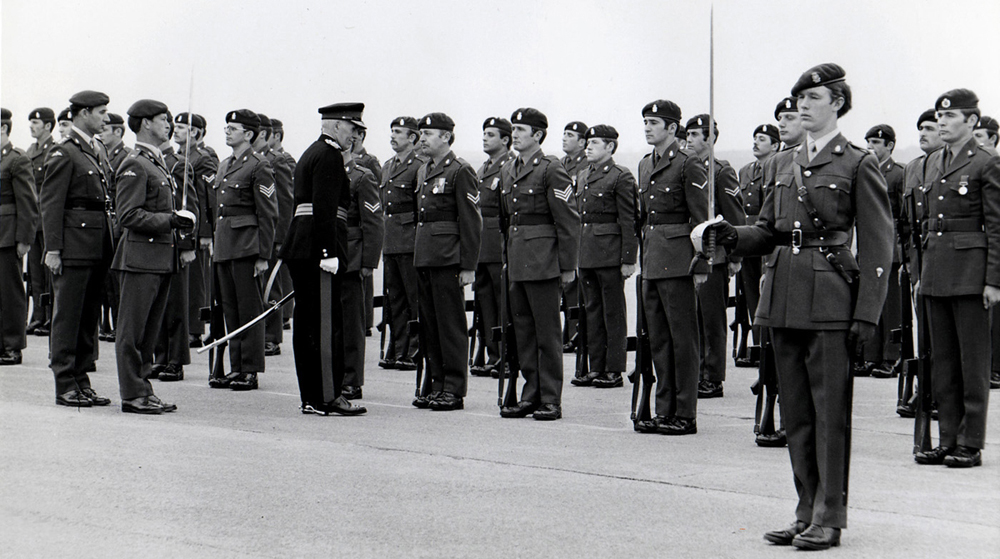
[560,150,588,346]
[39,128,115,396]
[732,133,893,529]
[185,143,219,337]
[637,141,709,420]
[737,157,769,347]
[576,158,637,374]
[26,135,55,331]
[500,147,580,406]
[0,142,39,352]
[275,147,298,325]
[342,158,383,389]
[918,138,1000,451]
[355,147,381,331]
[212,146,277,374]
[474,150,512,374]
[262,146,294,347]
[863,157,906,368]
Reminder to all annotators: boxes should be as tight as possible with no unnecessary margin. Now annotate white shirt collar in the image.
[807,128,840,157]
[71,125,94,146]
[135,141,163,159]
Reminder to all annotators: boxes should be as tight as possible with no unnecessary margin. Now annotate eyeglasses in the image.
[224,125,245,134]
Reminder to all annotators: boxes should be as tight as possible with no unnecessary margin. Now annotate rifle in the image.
[572,283,589,379]
[374,292,388,361]
[628,185,655,431]
[906,192,933,453]
[468,296,487,374]
[892,198,917,417]
[409,317,433,407]
[731,276,752,362]
[201,266,228,385]
[496,204,520,409]
[750,328,780,441]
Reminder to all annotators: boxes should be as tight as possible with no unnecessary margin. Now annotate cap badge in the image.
[942,98,951,109]
[811,72,821,83]
[489,118,495,125]
[398,118,404,126]
[697,117,703,126]
[229,112,236,120]
[785,100,792,109]
[516,112,523,121]
[652,105,658,113]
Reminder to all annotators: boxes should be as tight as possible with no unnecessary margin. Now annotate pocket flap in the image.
[429,221,459,235]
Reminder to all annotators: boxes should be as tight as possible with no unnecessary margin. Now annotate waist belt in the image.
[647,213,689,225]
[385,203,415,215]
[510,214,554,226]
[582,214,618,224]
[65,199,107,211]
[922,217,983,233]
[481,207,500,218]
[294,203,313,216]
[773,229,850,248]
[418,210,457,223]
[220,207,255,217]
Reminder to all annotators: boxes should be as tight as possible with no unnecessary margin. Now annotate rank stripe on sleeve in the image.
[554,185,573,202]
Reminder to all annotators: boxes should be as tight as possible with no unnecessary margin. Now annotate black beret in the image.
[29,108,55,122]
[318,102,365,128]
[256,113,272,130]
[564,121,588,135]
[976,115,999,134]
[419,112,455,132]
[106,113,125,125]
[175,112,206,130]
[774,97,798,120]
[270,118,283,132]
[0,108,10,122]
[642,99,682,123]
[126,100,168,120]
[936,89,979,112]
[482,117,512,135]
[864,124,896,144]
[391,116,420,132]
[194,114,207,129]
[790,63,847,96]
[511,107,548,129]
[69,90,110,109]
[57,108,72,122]
[226,109,261,130]
[585,124,618,141]
[916,109,937,129]
[753,124,780,143]
[675,125,686,139]
[686,114,717,133]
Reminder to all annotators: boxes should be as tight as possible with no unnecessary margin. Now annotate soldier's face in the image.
[29,119,48,139]
[58,121,72,139]
[972,129,995,148]
[585,138,614,163]
[643,117,670,146]
[483,127,506,154]
[147,114,171,144]
[173,122,191,145]
[866,137,892,161]
[390,126,413,152]
[752,133,777,158]
[777,112,804,144]
[686,128,709,155]
[419,129,450,158]
[797,87,843,133]
[511,124,539,153]
[562,131,584,155]
[99,124,117,144]
[917,121,943,153]
[936,110,975,145]
[224,123,250,147]
[81,105,110,135]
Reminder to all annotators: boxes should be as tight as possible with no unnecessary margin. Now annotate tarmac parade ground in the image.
[2,326,998,558]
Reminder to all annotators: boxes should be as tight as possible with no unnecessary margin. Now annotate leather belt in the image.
[647,213,689,225]
[220,207,255,217]
[922,217,983,233]
[418,210,457,223]
[385,203,414,215]
[773,229,850,248]
[481,207,500,218]
[65,199,107,211]
[294,203,313,216]
[509,214,553,226]
[582,214,618,224]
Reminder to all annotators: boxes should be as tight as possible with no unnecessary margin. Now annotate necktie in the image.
[652,151,659,167]
[808,141,817,161]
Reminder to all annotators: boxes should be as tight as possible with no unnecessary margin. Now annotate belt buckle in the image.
[932,219,945,232]
[791,228,802,254]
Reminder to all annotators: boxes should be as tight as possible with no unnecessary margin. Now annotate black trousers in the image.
[384,253,419,362]
[363,272,374,330]
[473,262,502,371]
[187,246,210,336]
[288,260,344,404]
[27,231,50,328]
[417,266,469,396]
[0,247,26,351]
[116,271,171,400]
[154,268,191,366]
[643,276,699,419]
[50,263,108,395]
[341,271,366,387]
[264,252,284,345]
[580,266,627,373]
[738,256,762,346]
[510,278,563,405]
[697,264,729,383]
[214,257,265,373]
[562,276,579,344]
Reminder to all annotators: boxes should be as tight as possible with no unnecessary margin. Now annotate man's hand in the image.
[692,217,739,250]
[16,242,30,259]
[984,285,1000,309]
[727,261,742,277]
[45,251,62,276]
[847,320,877,356]
[621,263,637,279]
[361,267,373,279]
[169,211,196,231]
[693,273,709,288]
[180,250,196,267]
[560,269,576,286]
[459,270,475,287]
[199,237,213,254]
[253,258,269,277]
[319,257,339,274]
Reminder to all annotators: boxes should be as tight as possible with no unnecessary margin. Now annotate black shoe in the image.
[734,357,759,368]
[378,358,398,370]
[500,400,538,418]
[365,328,372,337]
[634,415,669,433]
[570,370,601,387]
[592,372,623,388]
[0,349,22,365]
[325,396,367,416]
[871,360,900,379]
[99,330,116,343]
[147,394,177,412]
[264,342,281,356]
[209,372,241,389]
[230,372,258,391]
[755,430,787,447]
[429,392,464,411]
[159,364,184,382]
[763,521,809,546]
[412,391,439,409]
[395,359,417,371]
[121,396,164,415]
[792,525,841,550]
[532,403,562,420]
[944,445,982,468]
[149,364,166,380]
[283,320,291,331]
[34,324,50,336]
[80,387,111,406]
[562,342,575,353]
[931,404,939,421]
[341,385,363,400]
[991,371,1000,389]
[914,445,955,465]
[697,379,723,399]
[852,360,875,377]
[56,390,93,407]
[188,335,203,348]
[470,364,490,377]
[301,402,330,416]
[26,321,42,335]
[659,416,697,435]
[896,402,916,418]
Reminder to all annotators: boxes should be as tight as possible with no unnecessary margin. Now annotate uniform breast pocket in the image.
[948,180,980,213]
[811,172,853,218]
[63,209,106,260]
[810,250,852,322]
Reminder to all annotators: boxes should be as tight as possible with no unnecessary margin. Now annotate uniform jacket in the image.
[263,147,294,247]
[39,128,115,266]
[880,157,906,263]
[212,147,278,262]
[344,158,384,273]
[476,150,512,264]
[636,141,710,279]
[900,153,936,275]
[187,144,219,242]
[561,151,587,191]
[738,158,768,221]
[355,148,382,185]
[279,134,351,263]
[107,141,131,175]
[500,148,580,282]
[0,142,39,247]
[380,148,424,255]
[703,156,747,264]
[576,157,637,269]
[733,133,893,329]
[26,135,55,236]
[163,146,201,251]
[111,144,178,274]
[918,138,1000,297]
[414,150,482,270]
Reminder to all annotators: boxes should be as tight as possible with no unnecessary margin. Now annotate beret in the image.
[391,116,420,132]
[585,124,618,141]
[686,114,717,132]
[642,99,682,123]
[0,108,10,122]
[269,118,283,132]
[976,115,999,134]
[774,96,798,120]
[790,63,846,96]
[29,108,55,122]
[916,109,937,129]
[864,124,896,143]
[753,124,780,143]
[57,108,72,122]
[175,112,206,129]
[106,113,125,125]
[511,107,548,129]
[419,112,455,132]
[226,109,261,130]
[936,88,978,112]
[675,124,686,139]
[482,117,512,135]
[126,100,168,119]
[318,102,365,128]
[564,121,588,135]
[256,113,272,130]
[69,90,110,108]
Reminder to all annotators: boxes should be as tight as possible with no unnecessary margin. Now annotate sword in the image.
[197,262,290,354]
[705,4,717,266]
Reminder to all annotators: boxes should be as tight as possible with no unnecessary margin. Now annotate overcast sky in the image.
[3,0,999,169]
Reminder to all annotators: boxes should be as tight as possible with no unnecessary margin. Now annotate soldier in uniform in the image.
[353,127,381,337]
[472,117,513,378]
[40,90,116,407]
[113,100,194,414]
[0,108,39,365]
[379,117,424,370]
[279,102,366,416]
[570,125,636,388]
[25,108,57,336]
[976,117,1000,390]
[498,107,580,421]
[210,109,278,390]
[686,115,746,399]
[862,125,906,379]
[57,109,73,141]
[98,112,130,343]
[102,113,131,173]
[632,100,709,436]
[269,118,296,331]
[775,97,805,151]
[702,64,893,549]
[974,116,998,153]
[411,113,482,410]
[913,89,1000,468]
[560,121,588,353]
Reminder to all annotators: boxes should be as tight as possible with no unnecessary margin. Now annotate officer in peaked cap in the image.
[498,107,580,421]
[25,108,57,336]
